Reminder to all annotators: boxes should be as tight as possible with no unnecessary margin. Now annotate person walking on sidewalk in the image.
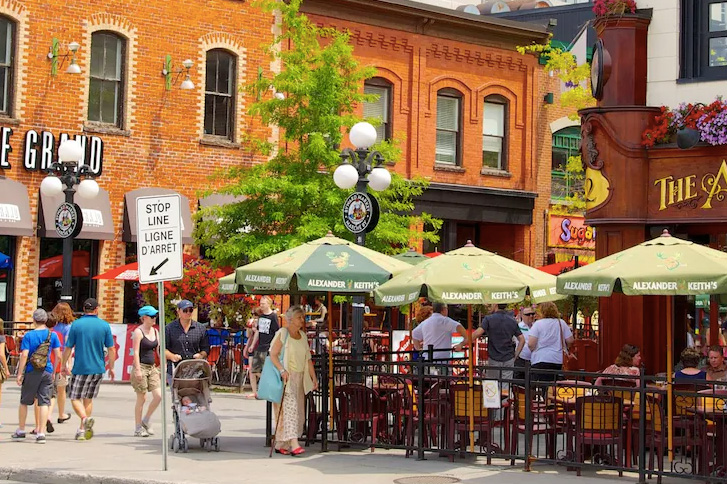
[12,309,61,444]
[131,306,162,437]
[50,302,74,424]
[165,300,209,384]
[61,298,117,441]
[250,296,279,397]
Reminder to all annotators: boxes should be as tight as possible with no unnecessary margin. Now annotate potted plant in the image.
[592,0,637,17]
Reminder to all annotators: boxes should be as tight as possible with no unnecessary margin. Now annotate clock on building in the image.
[591,39,612,100]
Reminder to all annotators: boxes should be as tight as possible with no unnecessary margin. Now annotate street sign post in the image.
[136,194,184,471]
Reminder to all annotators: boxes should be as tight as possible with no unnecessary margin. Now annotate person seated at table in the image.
[674,347,707,380]
[310,296,327,330]
[595,344,641,386]
[704,345,727,382]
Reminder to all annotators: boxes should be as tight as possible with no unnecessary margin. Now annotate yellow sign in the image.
[654,160,727,211]
[584,167,610,212]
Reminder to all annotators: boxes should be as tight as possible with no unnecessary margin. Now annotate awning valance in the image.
[123,188,193,244]
[0,177,33,237]
[38,187,114,240]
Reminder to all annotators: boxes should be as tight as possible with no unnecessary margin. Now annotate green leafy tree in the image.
[195,0,440,266]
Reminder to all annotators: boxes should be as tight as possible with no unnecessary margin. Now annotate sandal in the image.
[58,414,72,423]
[274,448,290,455]
[291,447,305,456]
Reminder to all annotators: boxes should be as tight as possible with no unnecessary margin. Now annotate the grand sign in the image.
[649,159,727,218]
[0,127,104,176]
[548,214,596,250]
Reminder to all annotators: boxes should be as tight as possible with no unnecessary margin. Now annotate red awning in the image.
[94,254,197,281]
[425,251,443,258]
[38,251,90,278]
[537,259,589,275]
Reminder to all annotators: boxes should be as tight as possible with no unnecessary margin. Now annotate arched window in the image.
[0,16,15,116]
[435,88,462,165]
[482,95,508,171]
[204,49,236,140]
[364,77,392,142]
[88,32,126,127]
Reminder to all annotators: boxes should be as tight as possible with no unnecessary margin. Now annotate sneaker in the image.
[11,431,26,440]
[141,420,155,435]
[74,430,86,441]
[83,417,95,440]
[46,420,55,434]
[134,427,150,438]
[36,434,46,444]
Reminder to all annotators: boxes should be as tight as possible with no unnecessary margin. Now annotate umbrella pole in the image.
[468,305,475,454]
[666,296,674,462]
[328,292,333,428]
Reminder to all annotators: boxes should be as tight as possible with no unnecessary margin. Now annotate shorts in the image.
[55,373,69,387]
[131,363,161,393]
[20,370,53,406]
[68,374,104,400]
[251,350,268,374]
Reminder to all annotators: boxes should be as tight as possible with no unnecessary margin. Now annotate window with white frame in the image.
[204,49,236,140]
[364,78,392,142]
[0,17,14,116]
[482,96,508,170]
[88,32,125,126]
[435,89,462,165]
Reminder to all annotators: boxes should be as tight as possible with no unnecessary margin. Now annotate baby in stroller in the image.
[170,360,221,453]
[180,395,207,414]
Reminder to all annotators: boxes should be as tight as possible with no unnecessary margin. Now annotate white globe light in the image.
[367,167,391,192]
[58,139,84,163]
[77,178,100,199]
[40,176,63,197]
[274,92,285,100]
[349,122,377,149]
[333,163,359,189]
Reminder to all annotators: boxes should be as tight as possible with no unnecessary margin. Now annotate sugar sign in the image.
[136,194,184,284]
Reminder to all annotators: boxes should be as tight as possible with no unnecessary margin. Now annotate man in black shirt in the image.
[472,304,524,383]
[164,300,210,383]
[250,296,279,397]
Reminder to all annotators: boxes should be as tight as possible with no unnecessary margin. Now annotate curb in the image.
[0,467,179,484]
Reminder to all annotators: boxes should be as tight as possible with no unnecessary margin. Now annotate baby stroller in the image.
[169,360,222,453]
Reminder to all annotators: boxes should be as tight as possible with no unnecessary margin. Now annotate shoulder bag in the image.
[29,330,53,371]
[257,330,289,404]
[558,320,577,371]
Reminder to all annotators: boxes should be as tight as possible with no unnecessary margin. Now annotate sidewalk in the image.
[0,384,653,484]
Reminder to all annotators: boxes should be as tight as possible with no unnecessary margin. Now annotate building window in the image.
[0,17,14,116]
[681,0,727,79]
[435,89,462,165]
[482,96,508,170]
[551,126,582,201]
[88,32,125,126]
[204,49,236,140]
[364,78,392,142]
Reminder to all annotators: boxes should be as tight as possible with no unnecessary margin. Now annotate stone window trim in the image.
[199,136,242,149]
[434,162,465,173]
[83,122,130,137]
[0,2,28,123]
[480,167,512,178]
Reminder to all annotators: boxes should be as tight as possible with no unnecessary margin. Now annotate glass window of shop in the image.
[551,126,582,201]
[38,239,99,314]
[0,235,15,321]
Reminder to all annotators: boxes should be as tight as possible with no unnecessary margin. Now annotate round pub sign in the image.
[55,202,83,239]
[342,192,379,234]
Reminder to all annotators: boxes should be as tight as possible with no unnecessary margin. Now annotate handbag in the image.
[559,319,577,371]
[29,330,53,370]
[257,330,289,404]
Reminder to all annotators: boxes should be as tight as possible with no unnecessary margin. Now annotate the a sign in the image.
[548,215,596,249]
[342,192,379,234]
[136,195,183,284]
[649,159,727,218]
[55,202,83,239]
[0,127,104,176]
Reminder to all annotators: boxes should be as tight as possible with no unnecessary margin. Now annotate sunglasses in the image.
[181,308,194,313]
[523,313,535,316]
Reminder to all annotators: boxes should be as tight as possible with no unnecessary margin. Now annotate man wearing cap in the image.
[165,300,209,384]
[11,309,62,444]
[131,306,161,437]
[61,298,116,441]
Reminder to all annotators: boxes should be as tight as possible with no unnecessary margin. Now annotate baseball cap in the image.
[32,308,48,323]
[177,299,194,310]
[83,298,99,311]
[138,305,159,318]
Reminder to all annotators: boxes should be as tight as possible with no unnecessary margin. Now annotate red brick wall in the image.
[0,0,273,322]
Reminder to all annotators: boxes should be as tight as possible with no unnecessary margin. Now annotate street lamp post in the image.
[40,140,100,307]
[333,122,391,358]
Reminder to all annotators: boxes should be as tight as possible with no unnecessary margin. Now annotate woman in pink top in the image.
[595,344,641,385]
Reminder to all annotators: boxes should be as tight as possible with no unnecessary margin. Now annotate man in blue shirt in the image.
[61,298,116,441]
[11,308,61,444]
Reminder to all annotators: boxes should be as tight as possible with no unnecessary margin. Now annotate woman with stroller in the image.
[269,305,319,456]
[131,306,162,437]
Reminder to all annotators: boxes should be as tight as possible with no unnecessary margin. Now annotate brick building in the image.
[302,0,552,264]
[0,0,273,323]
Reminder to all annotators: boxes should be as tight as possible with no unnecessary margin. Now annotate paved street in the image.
[0,383,667,484]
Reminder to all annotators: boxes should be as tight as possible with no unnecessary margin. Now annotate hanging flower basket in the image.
[592,0,637,17]
[641,98,727,148]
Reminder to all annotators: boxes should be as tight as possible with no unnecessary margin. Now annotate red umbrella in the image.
[424,251,443,258]
[94,254,197,281]
[39,251,90,278]
[537,259,589,275]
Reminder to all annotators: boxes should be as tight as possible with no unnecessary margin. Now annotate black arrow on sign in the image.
[150,258,169,276]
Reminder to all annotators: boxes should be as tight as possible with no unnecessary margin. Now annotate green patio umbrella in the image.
[556,229,727,462]
[218,273,240,295]
[373,241,562,306]
[393,248,429,265]
[233,232,411,294]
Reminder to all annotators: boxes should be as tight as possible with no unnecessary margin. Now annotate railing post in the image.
[417,351,426,461]
[321,355,329,452]
[427,344,434,375]
[265,401,272,448]
[638,372,647,483]
[524,364,532,471]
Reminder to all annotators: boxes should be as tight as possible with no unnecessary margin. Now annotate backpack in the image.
[29,330,53,370]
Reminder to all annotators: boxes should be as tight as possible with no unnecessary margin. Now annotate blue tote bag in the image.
[257,331,288,404]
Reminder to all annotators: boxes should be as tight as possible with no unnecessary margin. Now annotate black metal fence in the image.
[267,349,727,483]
